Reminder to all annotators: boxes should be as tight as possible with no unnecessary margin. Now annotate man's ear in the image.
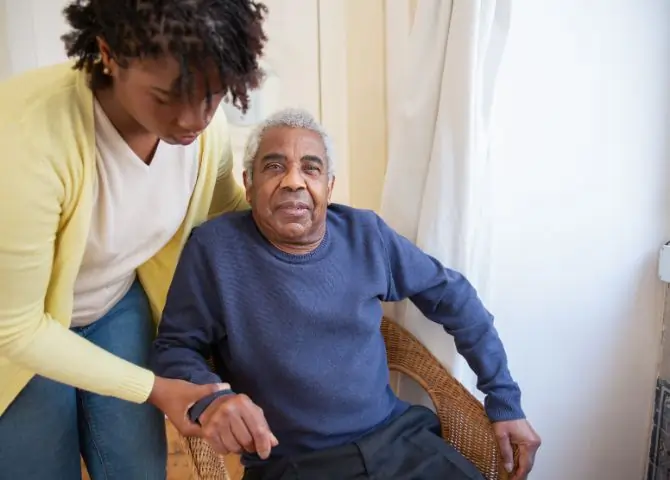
[243,170,252,205]
[327,176,335,204]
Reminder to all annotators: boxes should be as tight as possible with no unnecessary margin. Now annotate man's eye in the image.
[154,96,170,105]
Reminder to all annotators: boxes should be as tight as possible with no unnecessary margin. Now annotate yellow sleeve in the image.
[0,128,154,403]
[207,133,250,219]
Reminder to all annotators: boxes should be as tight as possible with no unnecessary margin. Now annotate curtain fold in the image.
[381,0,512,402]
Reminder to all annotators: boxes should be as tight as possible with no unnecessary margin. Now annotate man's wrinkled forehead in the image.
[255,126,326,161]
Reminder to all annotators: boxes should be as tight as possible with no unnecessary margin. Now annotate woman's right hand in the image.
[148,376,229,437]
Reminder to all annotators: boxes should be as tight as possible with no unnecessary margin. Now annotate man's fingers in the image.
[491,419,540,480]
[207,433,230,455]
[255,404,279,447]
[510,445,533,480]
[220,433,243,456]
[495,432,515,473]
[209,422,242,455]
[240,403,274,459]
[247,420,273,459]
[230,414,256,453]
[196,393,275,459]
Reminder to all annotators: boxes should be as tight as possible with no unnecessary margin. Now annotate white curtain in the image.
[381,0,512,402]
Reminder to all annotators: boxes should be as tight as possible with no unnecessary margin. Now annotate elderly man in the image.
[152,108,540,480]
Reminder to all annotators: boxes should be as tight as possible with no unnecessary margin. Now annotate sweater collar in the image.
[250,217,332,264]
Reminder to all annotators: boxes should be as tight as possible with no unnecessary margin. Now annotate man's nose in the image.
[279,164,306,191]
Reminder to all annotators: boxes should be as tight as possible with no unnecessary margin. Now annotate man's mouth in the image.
[277,201,310,216]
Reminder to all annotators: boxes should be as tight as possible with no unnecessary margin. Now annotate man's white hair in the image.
[242,107,335,183]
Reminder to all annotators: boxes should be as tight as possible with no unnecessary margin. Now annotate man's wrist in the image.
[188,388,235,424]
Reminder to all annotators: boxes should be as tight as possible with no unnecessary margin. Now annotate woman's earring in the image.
[103,66,111,75]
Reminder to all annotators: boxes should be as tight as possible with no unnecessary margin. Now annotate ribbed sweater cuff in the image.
[117,368,155,404]
[485,390,526,423]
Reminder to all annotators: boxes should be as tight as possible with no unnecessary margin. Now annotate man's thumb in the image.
[497,434,514,473]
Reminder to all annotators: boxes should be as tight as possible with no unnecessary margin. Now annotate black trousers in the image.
[243,406,484,480]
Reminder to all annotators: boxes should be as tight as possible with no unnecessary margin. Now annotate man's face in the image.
[107,54,225,146]
[244,126,334,247]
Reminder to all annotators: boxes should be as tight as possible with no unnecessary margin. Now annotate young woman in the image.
[0,1,267,478]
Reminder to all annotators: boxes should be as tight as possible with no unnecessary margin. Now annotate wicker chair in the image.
[178,316,514,480]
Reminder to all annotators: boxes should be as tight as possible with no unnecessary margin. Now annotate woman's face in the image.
[104,53,226,146]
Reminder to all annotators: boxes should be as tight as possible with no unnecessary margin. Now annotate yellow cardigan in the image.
[0,63,247,415]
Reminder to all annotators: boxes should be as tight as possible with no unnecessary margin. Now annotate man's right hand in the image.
[198,393,278,459]
[147,376,229,438]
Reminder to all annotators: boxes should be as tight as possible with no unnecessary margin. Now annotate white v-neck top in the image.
[71,101,199,327]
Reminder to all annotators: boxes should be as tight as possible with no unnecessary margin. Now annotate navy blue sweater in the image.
[152,205,523,462]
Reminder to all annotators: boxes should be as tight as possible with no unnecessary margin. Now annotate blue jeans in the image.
[0,280,167,479]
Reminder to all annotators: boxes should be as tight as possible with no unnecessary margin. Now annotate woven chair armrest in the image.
[381,317,514,480]
[175,426,230,480]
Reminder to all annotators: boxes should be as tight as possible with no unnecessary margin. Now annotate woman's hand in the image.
[148,376,230,437]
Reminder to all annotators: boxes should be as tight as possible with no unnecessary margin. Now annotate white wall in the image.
[489,1,670,478]
[0,0,69,79]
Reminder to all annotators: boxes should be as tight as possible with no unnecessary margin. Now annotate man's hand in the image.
[199,393,278,459]
[148,376,229,437]
[492,419,541,480]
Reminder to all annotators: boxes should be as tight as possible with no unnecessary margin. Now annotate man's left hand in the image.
[492,419,541,480]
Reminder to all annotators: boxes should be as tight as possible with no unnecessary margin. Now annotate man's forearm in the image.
[413,272,525,422]
[374,213,525,421]
[150,344,222,385]
[151,231,227,386]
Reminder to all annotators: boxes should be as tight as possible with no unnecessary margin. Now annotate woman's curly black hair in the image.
[61,0,267,112]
